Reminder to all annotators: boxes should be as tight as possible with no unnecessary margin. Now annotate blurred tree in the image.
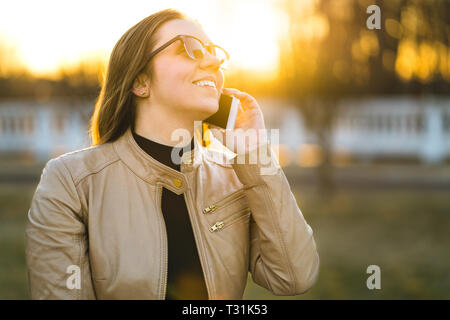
[277,0,449,191]
[0,54,104,100]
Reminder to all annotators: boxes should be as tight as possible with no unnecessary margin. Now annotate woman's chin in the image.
[195,102,219,116]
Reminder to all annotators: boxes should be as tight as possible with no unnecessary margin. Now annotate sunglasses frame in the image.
[142,34,230,70]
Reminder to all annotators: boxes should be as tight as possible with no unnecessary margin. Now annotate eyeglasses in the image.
[143,34,230,69]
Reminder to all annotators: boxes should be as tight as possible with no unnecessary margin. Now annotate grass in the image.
[1,177,450,299]
[243,187,450,299]
[0,183,36,299]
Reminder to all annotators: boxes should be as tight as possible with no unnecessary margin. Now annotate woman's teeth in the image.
[193,80,216,89]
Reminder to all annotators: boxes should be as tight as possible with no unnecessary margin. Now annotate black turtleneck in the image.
[132,129,208,300]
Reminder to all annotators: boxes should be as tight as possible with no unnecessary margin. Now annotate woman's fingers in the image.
[222,88,267,133]
[222,88,248,113]
[222,88,257,113]
[222,88,252,101]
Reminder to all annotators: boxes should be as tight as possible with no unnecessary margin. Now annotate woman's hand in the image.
[214,88,268,154]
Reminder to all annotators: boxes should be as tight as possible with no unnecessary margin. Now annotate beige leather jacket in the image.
[26,124,319,299]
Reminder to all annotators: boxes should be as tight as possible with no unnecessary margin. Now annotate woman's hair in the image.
[89,8,188,146]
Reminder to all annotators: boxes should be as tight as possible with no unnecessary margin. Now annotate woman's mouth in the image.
[192,80,217,92]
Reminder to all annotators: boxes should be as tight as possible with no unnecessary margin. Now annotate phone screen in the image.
[204,94,240,129]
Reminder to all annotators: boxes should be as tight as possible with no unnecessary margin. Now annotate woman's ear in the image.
[132,74,150,98]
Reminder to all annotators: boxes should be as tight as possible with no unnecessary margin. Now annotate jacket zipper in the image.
[209,207,251,232]
[203,189,246,214]
[183,181,213,299]
[156,185,168,300]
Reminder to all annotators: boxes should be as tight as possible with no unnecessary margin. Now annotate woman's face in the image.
[146,19,224,119]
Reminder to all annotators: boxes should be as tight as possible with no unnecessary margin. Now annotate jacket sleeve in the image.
[231,141,319,295]
[25,157,96,299]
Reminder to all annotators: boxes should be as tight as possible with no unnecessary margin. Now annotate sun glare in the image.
[226,2,282,73]
[0,0,285,78]
[202,0,286,76]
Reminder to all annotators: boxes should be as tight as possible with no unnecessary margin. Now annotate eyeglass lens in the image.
[183,37,228,66]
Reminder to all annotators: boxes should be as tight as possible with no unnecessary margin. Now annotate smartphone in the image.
[204,94,240,130]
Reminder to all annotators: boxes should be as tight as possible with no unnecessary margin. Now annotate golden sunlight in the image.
[217,1,285,74]
[0,0,285,78]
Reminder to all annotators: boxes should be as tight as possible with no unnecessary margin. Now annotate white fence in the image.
[0,96,449,163]
[0,98,91,161]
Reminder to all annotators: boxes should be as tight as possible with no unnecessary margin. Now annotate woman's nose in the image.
[199,51,222,71]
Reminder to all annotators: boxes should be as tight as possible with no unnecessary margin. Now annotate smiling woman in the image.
[89,15,227,146]
[25,8,319,300]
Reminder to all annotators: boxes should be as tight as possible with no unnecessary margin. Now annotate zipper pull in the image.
[203,204,217,214]
[209,221,224,232]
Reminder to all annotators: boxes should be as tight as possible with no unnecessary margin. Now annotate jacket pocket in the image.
[209,207,251,233]
[202,189,246,215]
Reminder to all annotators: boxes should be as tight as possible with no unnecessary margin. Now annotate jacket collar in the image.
[112,122,237,194]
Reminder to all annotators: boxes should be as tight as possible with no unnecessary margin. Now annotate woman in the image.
[25,8,319,300]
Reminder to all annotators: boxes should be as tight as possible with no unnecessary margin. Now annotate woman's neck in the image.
[134,103,197,147]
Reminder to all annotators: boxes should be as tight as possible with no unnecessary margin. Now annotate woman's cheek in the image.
[219,70,224,90]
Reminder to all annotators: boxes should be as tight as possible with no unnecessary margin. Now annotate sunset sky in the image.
[0,0,288,77]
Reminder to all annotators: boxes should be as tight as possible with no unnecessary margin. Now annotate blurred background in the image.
[1,0,449,299]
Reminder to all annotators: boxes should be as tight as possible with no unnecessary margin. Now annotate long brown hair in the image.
[89,9,187,146]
